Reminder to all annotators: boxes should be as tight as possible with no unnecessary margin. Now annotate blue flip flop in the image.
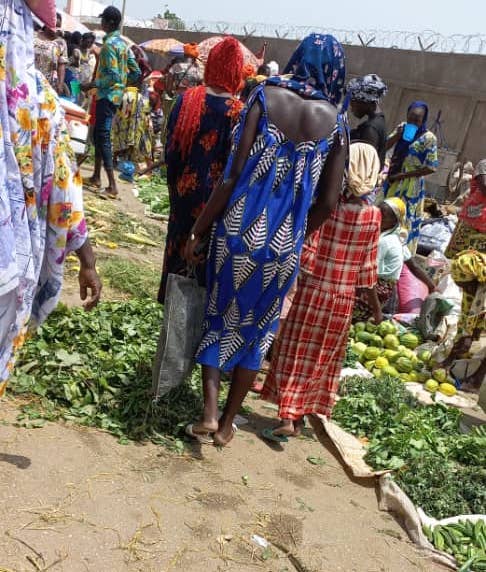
[260,428,289,443]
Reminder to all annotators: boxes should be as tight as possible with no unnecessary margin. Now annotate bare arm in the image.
[389,166,435,182]
[405,258,436,293]
[366,287,383,324]
[185,102,261,262]
[386,124,404,150]
[306,131,347,236]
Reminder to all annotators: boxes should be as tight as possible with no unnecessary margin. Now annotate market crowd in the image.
[0,2,484,446]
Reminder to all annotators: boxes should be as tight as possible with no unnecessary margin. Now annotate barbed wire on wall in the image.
[163,20,486,55]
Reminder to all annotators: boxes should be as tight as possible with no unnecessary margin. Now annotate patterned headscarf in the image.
[266,34,346,104]
[347,74,387,103]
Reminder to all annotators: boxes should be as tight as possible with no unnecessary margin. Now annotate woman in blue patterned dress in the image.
[383,101,438,254]
[185,34,348,446]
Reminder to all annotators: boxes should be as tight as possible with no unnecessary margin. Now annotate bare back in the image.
[264,86,339,144]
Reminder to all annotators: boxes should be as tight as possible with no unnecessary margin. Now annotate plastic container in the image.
[67,120,88,155]
[402,123,419,142]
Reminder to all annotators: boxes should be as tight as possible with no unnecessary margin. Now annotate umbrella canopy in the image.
[58,11,90,33]
[141,38,185,70]
[197,36,262,68]
[140,38,184,56]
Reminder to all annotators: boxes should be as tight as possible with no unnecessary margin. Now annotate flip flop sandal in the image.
[260,427,289,443]
[98,189,119,201]
[82,178,102,190]
[185,423,214,445]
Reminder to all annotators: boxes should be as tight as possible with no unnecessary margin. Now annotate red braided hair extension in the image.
[171,38,244,159]
[170,85,207,160]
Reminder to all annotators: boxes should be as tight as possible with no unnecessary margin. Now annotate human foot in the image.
[213,423,237,447]
[83,176,101,189]
[185,424,214,444]
[191,419,219,434]
[98,188,119,200]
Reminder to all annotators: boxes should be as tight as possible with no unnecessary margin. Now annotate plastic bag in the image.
[416,293,454,340]
[418,217,456,254]
[152,273,206,401]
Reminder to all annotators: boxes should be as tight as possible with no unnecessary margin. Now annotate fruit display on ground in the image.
[348,320,457,396]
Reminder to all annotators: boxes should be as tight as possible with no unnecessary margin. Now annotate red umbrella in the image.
[198,36,262,68]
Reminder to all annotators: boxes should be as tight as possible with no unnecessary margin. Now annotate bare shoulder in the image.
[264,86,339,141]
[264,86,338,117]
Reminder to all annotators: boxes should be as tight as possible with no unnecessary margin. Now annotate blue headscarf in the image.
[265,34,346,105]
[389,100,429,176]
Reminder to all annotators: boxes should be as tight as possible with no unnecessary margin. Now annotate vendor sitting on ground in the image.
[441,159,486,392]
[354,197,436,321]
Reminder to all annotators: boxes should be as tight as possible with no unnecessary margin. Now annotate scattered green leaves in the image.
[306,456,326,467]
[9,300,203,451]
[99,257,160,299]
[136,170,171,217]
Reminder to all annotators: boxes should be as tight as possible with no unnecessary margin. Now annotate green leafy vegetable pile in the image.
[136,170,171,217]
[333,376,486,519]
[10,300,203,452]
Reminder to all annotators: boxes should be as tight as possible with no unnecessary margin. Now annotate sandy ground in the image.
[0,171,447,572]
[0,399,446,572]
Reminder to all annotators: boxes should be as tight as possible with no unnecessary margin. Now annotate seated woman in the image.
[441,159,486,392]
[354,198,436,321]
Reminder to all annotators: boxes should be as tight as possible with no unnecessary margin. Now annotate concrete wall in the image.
[125,27,486,164]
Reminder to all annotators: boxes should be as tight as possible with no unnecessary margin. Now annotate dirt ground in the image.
[0,172,447,572]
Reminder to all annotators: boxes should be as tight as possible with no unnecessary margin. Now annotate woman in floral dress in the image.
[383,101,438,254]
[158,37,244,302]
[0,0,101,397]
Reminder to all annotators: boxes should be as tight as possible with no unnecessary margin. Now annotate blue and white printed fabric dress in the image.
[195,84,344,372]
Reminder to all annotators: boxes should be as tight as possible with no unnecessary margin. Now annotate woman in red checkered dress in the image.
[261,143,382,439]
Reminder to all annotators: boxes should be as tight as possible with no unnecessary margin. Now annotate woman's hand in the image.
[184,233,205,265]
[372,310,384,325]
[78,266,102,311]
[75,239,101,311]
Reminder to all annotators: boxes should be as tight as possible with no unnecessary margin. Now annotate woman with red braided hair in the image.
[158,37,244,302]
